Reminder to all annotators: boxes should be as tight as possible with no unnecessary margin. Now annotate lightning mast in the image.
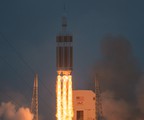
[95,76,104,120]
[31,74,38,120]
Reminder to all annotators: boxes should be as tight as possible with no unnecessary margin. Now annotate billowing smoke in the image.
[102,91,131,120]
[136,75,144,119]
[88,35,144,120]
[0,102,33,120]
[96,35,141,101]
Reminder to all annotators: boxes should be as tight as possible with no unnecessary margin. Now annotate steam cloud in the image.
[0,102,33,120]
[102,91,131,120]
[136,75,144,119]
[88,35,144,120]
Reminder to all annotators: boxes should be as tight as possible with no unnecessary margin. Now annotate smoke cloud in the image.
[102,91,131,120]
[96,35,141,101]
[0,102,33,120]
[136,75,144,119]
[88,35,144,120]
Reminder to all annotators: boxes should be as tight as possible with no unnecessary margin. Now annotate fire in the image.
[56,75,62,119]
[56,74,73,120]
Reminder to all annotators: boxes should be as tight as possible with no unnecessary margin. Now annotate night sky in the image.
[0,0,144,120]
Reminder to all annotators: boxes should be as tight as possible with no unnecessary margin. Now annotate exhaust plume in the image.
[96,35,141,101]
[102,91,131,120]
[0,102,33,120]
[88,35,144,120]
[136,75,144,119]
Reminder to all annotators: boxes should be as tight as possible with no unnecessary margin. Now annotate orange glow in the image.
[68,75,73,118]
[56,75,62,119]
[56,74,73,120]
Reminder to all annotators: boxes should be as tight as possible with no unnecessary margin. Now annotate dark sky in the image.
[0,0,144,120]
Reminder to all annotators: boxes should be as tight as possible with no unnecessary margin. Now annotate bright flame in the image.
[56,75,62,119]
[56,74,73,120]
[68,75,73,118]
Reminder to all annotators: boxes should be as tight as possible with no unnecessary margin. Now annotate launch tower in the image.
[56,15,73,120]
[95,76,104,120]
[31,74,38,120]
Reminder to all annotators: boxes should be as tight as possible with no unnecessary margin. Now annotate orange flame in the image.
[56,75,73,120]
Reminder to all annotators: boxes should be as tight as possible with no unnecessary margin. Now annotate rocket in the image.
[56,16,73,75]
[56,15,74,120]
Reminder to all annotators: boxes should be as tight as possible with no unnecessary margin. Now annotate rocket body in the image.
[56,35,73,73]
[56,16,73,120]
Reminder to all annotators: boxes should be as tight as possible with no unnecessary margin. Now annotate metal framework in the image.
[31,74,38,120]
[95,76,104,120]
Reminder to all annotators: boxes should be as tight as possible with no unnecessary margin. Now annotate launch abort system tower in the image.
[56,16,73,120]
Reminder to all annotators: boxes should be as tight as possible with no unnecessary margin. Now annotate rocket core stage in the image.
[56,16,73,120]
[56,35,73,72]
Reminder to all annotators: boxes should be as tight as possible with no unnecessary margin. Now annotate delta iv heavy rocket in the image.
[56,15,73,120]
